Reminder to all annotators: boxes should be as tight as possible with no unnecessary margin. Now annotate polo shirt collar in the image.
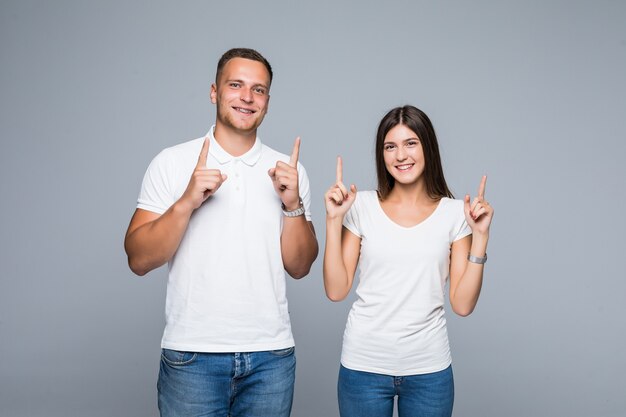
[207,125,262,166]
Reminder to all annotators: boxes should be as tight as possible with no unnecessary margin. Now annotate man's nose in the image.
[240,88,253,103]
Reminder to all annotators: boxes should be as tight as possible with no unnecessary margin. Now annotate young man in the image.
[124,48,318,417]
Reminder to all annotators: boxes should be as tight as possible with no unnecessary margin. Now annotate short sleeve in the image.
[297,162,313,222]
[452,202,472,242]
[137,150,176,215]
[342,192,362,238]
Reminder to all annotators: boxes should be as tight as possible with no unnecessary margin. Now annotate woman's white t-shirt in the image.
[341,191,471,376]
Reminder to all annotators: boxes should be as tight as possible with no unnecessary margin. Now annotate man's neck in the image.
[213,123,257,157]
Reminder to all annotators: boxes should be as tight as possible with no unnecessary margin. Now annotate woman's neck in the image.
[385,181,436,206]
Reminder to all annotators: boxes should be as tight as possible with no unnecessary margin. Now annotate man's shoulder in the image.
[161,136,204,157]
[258,141,308,173]
[259,141,287,161]
[150,136,204,167]
[142,137,203,180]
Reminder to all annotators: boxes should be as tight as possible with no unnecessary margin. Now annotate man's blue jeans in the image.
[157,347,296,417]
[338,364,454,417]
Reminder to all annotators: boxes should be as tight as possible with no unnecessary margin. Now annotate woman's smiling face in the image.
[382,123,425,186]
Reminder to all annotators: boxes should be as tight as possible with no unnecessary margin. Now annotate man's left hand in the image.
[268,137,301,210]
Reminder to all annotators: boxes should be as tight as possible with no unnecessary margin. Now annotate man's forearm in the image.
[280,217,318,279]
[125,202,194,275]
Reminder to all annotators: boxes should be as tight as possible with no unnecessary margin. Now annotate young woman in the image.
[323,105,494,417]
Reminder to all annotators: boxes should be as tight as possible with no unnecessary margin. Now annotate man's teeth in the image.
[236,108,253,114]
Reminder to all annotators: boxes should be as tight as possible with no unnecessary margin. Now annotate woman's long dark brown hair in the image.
[375,105,453,200]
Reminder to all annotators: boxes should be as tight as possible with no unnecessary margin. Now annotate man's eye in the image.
[254,87,267,95]
[229,83,240,88]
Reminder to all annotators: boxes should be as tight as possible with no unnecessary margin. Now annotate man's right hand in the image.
[125,138,227,275]
[180,138,227,211]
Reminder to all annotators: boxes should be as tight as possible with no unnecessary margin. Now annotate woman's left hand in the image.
[464,175,494,235]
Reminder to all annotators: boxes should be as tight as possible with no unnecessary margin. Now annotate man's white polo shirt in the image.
[137,126,312,352]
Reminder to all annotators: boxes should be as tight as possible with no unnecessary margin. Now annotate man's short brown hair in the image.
[216,48,273,86]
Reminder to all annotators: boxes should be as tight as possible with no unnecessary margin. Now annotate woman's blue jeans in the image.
[157,347,296,417]
[338,364,454,417]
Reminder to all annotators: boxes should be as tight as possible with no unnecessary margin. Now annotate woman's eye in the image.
[407,140,418,147]
[384,145,395,151]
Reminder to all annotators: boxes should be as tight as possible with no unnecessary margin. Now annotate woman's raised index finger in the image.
[289,137,301,167]
[478,175,487,199]
[336,156,343,183]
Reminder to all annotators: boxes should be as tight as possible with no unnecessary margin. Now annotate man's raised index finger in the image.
[478,175,487,199]
[289,137,300,167]
[197,138,209,168]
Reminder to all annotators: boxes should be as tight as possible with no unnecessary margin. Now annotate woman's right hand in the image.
[324,156,357,219]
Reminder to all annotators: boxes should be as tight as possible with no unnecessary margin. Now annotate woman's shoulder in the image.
[438,196,464,209]
[356,190,378,198]
[353,190,379,206]
[343,190,378,219]
[436,197,466,218]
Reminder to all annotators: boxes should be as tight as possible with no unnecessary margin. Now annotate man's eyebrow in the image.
[225,79,269,89]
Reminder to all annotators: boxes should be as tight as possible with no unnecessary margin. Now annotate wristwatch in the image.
[467,253,487,264]
[282,198,305,217]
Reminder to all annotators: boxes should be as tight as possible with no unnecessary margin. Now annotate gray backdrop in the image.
[1,1,625,416]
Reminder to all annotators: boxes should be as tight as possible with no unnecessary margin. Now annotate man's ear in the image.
[210,83,217,104]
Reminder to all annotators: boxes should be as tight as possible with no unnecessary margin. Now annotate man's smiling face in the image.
[211,57,271,135]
